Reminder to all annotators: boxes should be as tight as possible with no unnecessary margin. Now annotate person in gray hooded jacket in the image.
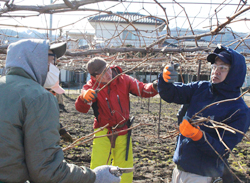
[0,39,121,183]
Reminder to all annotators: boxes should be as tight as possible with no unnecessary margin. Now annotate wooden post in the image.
[158,98,162,139]
[197,60,201,81]
[66,70,69,96]
[179,65,184,83]
[148,68,152,113]
[79,71,82,94]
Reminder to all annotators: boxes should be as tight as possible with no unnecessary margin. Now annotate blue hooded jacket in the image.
[158,47,250,177]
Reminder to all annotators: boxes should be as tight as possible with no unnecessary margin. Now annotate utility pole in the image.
[49,0,53,40]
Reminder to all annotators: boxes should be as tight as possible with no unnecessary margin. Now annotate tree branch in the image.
[0,0,120,15]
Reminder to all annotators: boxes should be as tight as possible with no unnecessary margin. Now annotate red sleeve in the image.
[125,74,158,97]
[75,83,94,113]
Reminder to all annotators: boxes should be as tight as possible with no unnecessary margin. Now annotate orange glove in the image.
[179,118,203,141]
[80,89,97,102]
[163,63,179,83]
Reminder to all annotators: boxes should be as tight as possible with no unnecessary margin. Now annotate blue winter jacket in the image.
[158,47,250,177]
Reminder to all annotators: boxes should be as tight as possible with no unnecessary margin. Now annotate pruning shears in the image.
[109,167,134,177]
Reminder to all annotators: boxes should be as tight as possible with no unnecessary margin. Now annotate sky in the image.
[0,0,249,36]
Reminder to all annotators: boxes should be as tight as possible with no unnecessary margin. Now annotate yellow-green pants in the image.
[90,128,133,183]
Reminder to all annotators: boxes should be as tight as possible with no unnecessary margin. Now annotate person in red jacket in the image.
[75,57,158,183]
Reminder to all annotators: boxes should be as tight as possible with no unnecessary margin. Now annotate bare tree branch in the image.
[64,46,211,57]
[211,5,250,34]
[147,32,224,49]
[190,89,249,122]
[63,0,77,9]
[0,0,120,15]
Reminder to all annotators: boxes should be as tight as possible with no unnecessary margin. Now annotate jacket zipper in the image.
[106,98,113,115]
[117,95,123,113]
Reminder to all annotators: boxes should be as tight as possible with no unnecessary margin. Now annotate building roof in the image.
[88,12,164,25]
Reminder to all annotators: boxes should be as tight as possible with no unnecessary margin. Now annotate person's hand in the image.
[93,165,121,183]
[80,89,98,103]
[61,132,73,143]
[162,63,179,83]
[179,117,203,141]
[152,80,158,92]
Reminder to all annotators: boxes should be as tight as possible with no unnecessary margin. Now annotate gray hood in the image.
[6,39,49,86]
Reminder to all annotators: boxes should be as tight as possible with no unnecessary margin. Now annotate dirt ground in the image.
[59,93,250,183]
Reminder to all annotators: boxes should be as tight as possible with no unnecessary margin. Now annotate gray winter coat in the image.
[0,39,95,183]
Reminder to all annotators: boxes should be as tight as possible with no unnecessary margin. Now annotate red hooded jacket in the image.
[75,66,158,135]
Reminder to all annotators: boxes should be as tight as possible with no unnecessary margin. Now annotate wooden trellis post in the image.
[158,97,162,139]
[148,67,152,113]
[197,60,201,81]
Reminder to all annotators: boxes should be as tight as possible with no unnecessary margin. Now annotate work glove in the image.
[93,165,121,183]
[80,89,98,103]
[152,80,158,92]
[179,117,203,141]
[162,63,179,83]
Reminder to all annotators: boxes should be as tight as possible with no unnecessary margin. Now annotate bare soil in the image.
[59,94,250,183]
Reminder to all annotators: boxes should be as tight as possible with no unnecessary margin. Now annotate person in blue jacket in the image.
[158,46,250,183]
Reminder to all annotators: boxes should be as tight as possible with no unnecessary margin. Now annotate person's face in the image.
[95,67,112,84]
[211,58,230,84]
